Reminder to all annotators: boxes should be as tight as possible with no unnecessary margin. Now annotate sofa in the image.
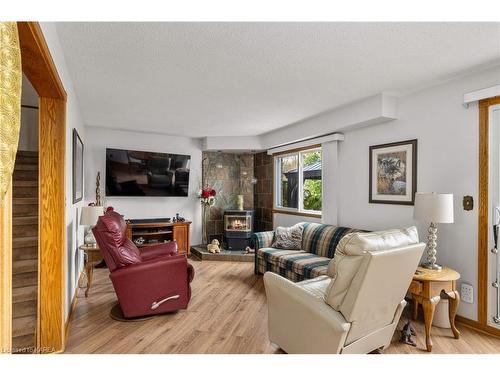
[253,222,361,281]
[263,227,425,353]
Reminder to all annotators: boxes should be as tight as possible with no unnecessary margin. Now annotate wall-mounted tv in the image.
[105,148,191,197]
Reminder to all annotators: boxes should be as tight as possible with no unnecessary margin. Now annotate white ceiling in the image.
[56,22,500,137]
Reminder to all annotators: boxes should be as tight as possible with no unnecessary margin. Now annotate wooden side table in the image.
[78,245,102,297]
[409,266,461,352]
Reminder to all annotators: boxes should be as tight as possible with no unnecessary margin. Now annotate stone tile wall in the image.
[253,152,273,232]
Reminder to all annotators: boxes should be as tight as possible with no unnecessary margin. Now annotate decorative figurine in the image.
[95,172,102,206]
[173,213,185,222]
[207,239,221,253]
[133,237,145,246]
[399,320,417,347]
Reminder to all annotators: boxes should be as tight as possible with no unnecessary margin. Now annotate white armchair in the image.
[264,228,425,354]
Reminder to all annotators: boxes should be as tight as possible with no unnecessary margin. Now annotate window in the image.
[274,147,322,214]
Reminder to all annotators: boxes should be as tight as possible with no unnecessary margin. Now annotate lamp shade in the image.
[413,193,454,223]
[80,206,104,226]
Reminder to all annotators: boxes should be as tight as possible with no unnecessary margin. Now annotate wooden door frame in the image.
[473,96,500,337]
[0,22,67,354]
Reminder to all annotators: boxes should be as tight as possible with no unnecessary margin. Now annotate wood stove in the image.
[224,210,254,250]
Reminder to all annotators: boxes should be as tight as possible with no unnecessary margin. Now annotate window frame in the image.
[273,146,322,217]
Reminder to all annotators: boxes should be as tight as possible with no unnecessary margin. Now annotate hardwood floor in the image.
[65,259,500,354]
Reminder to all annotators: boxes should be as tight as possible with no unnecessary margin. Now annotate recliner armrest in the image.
[264,272,350,353]
[112,254,186,280]
[264,272,350,332]
[140,241,178,260]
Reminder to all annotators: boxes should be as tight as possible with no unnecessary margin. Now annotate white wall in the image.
[39,23,87,318]
[18,108,38,152]
[84,127,203,245]
[19,75,38,152]
[273,212,321,228]
[335,66,500,320]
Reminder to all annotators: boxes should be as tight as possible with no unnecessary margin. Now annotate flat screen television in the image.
[105,148,191,197]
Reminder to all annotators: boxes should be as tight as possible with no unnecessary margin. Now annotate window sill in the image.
[272,208,322,219]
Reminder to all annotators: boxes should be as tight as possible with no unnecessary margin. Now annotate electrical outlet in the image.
[461,283,474,304]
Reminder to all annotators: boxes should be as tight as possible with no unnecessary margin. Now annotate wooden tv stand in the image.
[126,219,191,255]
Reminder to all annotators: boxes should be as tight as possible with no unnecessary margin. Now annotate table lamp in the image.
[80,206,104,247]
[413,192,454,271]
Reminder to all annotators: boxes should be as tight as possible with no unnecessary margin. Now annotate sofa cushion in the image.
[271,224,304,250]
[324,226,419,310]
[301,223,360,258]
[258,248,330,278]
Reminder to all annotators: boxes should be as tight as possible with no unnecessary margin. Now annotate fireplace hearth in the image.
[224,210,254,250]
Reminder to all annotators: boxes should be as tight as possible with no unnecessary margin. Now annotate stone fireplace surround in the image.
[202,151,273,246]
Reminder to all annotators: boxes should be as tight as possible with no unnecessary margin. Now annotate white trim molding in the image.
[463,85,500,108]
[267,133,344,155]
[262,93,397,149]
[202,135,263,151]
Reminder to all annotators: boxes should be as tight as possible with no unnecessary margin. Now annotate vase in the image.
[236,195,244,211]
[202,205,210,245]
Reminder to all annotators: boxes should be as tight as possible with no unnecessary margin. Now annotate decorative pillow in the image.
[271,224,304,250]
[324,226,419,310]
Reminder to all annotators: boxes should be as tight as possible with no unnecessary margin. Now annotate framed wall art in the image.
[72,128,84,203]
[369,139,417,205]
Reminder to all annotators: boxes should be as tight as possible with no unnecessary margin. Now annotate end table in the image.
[78,245,102,297]
[409,266,461,352]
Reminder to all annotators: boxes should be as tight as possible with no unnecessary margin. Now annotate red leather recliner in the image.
[92,209,194,318]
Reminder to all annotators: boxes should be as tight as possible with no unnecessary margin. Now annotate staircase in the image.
[12,150,38,353]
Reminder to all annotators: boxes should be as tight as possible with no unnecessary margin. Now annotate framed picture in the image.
[369,139,417,205]
[72,128,84,203]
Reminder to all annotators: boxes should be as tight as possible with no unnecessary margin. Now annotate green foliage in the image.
[303,179,322,211]
[303,151,321,166]
[303,151,322,210]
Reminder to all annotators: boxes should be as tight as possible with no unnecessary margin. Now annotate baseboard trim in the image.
[456,315,500,338]
[62,271,84,352]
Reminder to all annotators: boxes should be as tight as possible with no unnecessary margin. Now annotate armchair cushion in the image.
[325,226,419,310]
